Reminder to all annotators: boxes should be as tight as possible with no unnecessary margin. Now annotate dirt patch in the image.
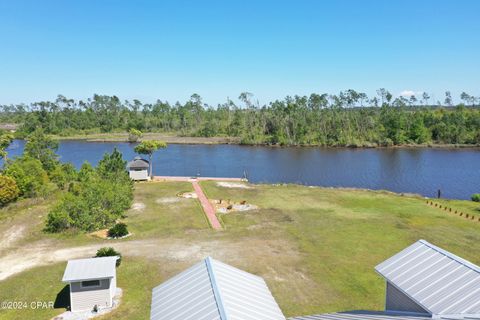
[156,197,181,204]
[89,229,109,239]
[212,199,258,213]
[0,237,300,282]
[216,182,252,189]
[89,229,132,240]
[131,202,145,211]
[0,226,25,250]
[177,192,198,199]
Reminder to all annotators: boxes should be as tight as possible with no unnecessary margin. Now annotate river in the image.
[3,140,480,200]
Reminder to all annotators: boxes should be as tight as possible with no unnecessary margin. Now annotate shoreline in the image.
[48,133,480,149]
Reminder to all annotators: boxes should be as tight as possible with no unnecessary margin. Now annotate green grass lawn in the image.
[124,181,210,238]
[1,181,479,319]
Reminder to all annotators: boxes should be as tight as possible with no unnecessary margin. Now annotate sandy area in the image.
[0,237,296,281]
[177,192,198,199]
[0,226,25,251]
[155,197,181,204]
[216,182,252,189]
[212,199,258,213]
[131,202,146,211]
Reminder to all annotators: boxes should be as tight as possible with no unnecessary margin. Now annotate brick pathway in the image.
[191,180,222,230]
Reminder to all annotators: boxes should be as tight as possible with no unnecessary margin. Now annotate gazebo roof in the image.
[127,156,149,169]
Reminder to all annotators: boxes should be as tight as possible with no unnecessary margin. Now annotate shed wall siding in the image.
[385,281,429,315]
[110,275,117,299]
[129,169,149,180]
[70,279,112,312]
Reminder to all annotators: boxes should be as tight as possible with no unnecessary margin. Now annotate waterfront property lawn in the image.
[0,182,479,319]
[124,181,210,238]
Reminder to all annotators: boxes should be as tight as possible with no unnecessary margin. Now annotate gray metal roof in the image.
[127,156,149,169]
[288,311,480,320]
[150,257,286,320]
[62,256,118,282]
[375,240,480,317]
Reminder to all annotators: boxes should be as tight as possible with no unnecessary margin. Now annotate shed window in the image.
[81,280,101,288]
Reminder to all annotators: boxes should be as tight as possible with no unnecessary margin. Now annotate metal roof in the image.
[127,156,149,169]
[62,256,119,282]
[375,240,480,317]
[150,257,286,320]
[288,311,480,320]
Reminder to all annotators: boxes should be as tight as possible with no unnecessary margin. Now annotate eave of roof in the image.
[288,311,480,320]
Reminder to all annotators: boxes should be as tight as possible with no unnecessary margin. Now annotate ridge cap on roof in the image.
[205,256,229,320]
[418,240,480,274]
[67,256,119,263]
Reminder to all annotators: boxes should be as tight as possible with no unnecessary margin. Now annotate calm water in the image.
[3,140,480,199]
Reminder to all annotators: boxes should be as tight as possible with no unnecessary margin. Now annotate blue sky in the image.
[0,0,479,105]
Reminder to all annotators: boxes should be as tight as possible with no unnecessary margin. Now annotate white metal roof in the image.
[150,257,286,320]
[375,240,480,317]
[62,256,119,282]
[288,311,480,320]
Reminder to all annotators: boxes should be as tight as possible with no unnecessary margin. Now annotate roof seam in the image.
[205,257,229,320]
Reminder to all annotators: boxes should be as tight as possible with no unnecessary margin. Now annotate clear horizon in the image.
[0,0,479,106]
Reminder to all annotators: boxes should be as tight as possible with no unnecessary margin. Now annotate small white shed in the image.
[127,156,150,181]
[62,256,119,312]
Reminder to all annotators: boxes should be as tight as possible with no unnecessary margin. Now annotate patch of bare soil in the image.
[89,229,109,239]
[211,199,258,213]
[156,197,181,204]
[88,229,132,240]
[131,202,146,211]
[0,237,300,282]
[177,192,198,199]
[0,226,25,251]
[216,182,252,189]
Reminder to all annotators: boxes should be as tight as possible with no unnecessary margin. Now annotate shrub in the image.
[95,247,122,267]
[472,194,480,202]
[49,163,77,189]
[46,193,116,232]
[44,150,133,233]
[44,209,72,232]
[4,156,50,197]
[128,128,142,142]
[0,175,20,206]
[108,223,129,238]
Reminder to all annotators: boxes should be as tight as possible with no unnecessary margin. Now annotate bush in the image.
[44,209,72,232]
[95,247,122,267]
[128,128,142,142]
[46,192,116,232]
[0,175,20,206]
[4,156,50,197]
[49,163,77,189]
[44,150,133,233]
[472,194,480,202]
[108,223,129,238]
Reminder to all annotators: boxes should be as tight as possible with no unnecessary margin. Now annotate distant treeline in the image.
[1,89,480,146]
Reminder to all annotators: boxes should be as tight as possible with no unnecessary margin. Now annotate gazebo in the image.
[126,156,150,181]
